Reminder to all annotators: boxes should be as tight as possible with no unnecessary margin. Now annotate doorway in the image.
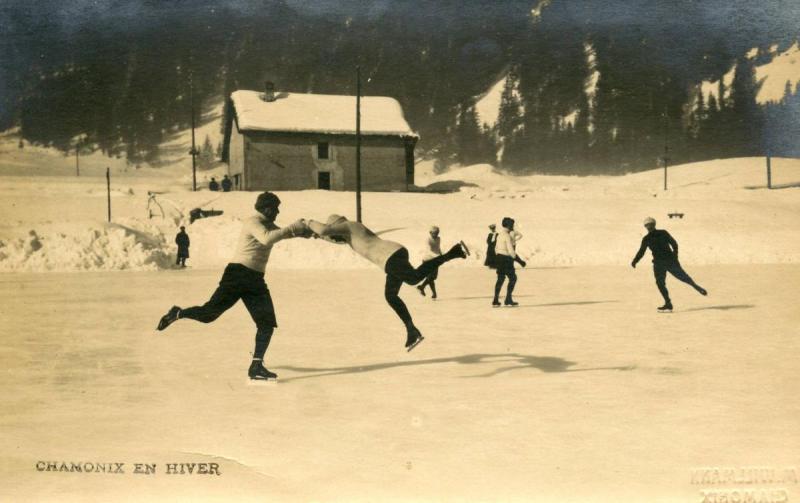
[318,171,331,190]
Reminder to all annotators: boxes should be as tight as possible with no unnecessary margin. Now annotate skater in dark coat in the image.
[308,215,469,351]
[208,178,220,191]
[221,175,232,192]
[175,226,190,267]
[631,217,708,311]
[484,224,498,269]
[157,192,312,381]
[492,217,526,307]
[416,226,443,299]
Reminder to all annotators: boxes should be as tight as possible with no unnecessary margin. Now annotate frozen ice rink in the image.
[2,265,798,502]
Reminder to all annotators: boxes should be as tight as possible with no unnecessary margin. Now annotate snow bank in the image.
[0,222,173,272]
[0,157,798,272]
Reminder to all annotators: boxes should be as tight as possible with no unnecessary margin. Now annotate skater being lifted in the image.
[492,217,526,307]
[631,217,707,312]
[307,215,470,351]
[156,192,312,381]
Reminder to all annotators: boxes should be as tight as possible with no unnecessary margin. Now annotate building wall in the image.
[227,119,245,189]
[241,132,412,191]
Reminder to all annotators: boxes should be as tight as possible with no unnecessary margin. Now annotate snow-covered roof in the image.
[230,90,417,138]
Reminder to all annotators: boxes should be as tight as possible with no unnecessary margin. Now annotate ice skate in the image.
[248,363,278,382]
[447,243,467,259]
[157,306,181,331]
[405,327,424,352]
[504,298,519,307]
[459,240,471,257]
[657,303,673,313]
[696,286,708,296]
[416,285,426,296]
[492,299,501,308]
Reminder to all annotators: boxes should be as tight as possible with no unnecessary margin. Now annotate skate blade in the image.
[657,309,673,313]
[406,336,425,352]
[459,240,471,256]
[248,377,278,385]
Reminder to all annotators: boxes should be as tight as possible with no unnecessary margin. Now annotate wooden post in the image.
[356,66,362,223]
[663,106,668,191]
[75,142,80,177]
[190,70,197,192]
[106,167,111,222]
[766,155,772,189]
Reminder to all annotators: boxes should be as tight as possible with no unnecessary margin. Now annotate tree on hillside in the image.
[495,67,522,157]
[728,56,762,155]
[199,135,215,170]
[454,101,495,166]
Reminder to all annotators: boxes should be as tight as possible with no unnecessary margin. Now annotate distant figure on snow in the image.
[209,177,220,191]
[484,223,498,269]
[175,226,190,267]
[221,175,232,192]
[416,226,443,299]
[157,192,312,381]
[308,215,470,351]
[492,217,526,307]
[23,230,43,256]
[631,217,707,312]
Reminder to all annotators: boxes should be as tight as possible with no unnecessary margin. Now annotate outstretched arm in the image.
[631,237,647,268]
[251,218,310,246]
[308,219,350,244]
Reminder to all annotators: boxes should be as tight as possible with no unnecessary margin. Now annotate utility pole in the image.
[75,140,80,177]
[663,106,669,191]
[190,68,198,192]
[356,66,362,223]
[766,155,772,189]
[106,167,111,222]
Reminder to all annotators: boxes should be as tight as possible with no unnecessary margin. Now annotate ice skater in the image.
[156,192,311,381]
[484,224,498,269]
[416,226,443,299]
[492,217,526,307]
[307,215,469,351]
[175,226,190,267]
[631,217,708,312]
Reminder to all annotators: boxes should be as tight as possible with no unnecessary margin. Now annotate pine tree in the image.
[455,102,493,165]
[496,67,522,153]
[729,56,762,155]
[199,135,215,169]
[781,80,793,104]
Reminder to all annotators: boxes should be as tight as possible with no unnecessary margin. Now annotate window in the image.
[317,142,329,160]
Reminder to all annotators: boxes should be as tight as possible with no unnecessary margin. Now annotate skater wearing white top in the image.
[416,226,443,299]
[493,217,526,307]
[308,215,469,351]
[156,192,312,381]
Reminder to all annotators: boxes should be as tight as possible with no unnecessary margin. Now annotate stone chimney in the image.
[263,81,276,102]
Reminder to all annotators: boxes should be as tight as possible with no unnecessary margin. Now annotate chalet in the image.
[223,83,418,191]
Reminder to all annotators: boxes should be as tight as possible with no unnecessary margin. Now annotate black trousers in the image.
[383,248,456,330]
[493,255,517,301]
[180,263,277,330]
[653,260,697,303]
